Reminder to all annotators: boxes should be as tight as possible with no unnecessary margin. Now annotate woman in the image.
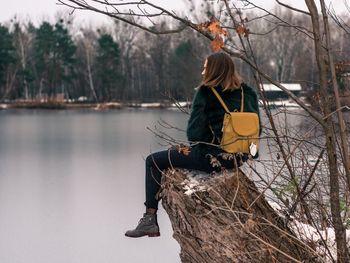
[125,52,261,238]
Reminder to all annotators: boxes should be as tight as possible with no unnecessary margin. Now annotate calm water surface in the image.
[0,107,305,263]
[0,109,187,263]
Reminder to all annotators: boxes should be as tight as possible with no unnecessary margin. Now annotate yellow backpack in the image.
[211,87,260,157]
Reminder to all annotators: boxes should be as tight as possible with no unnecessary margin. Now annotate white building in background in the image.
[260,83,302,100]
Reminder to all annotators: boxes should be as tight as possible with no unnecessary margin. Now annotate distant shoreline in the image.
[0,101,191,110]
[0,99,307,110]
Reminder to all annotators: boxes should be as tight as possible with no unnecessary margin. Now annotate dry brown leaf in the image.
[236,24,249,37]
[197,20,228,52]
[211,35,224,52]
[207,21,228,36]
[176,144,191,156]
[236,24,245,35]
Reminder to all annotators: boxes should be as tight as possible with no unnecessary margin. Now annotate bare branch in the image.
[275,0,311,16]
[242,0,314,39]
[58,0,188,34]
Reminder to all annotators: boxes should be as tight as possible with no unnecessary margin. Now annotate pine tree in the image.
[0,24,16,99]
[33,20,76,100]
[53,20,76,98]
[170,40,201,100]
[95,33,122,101]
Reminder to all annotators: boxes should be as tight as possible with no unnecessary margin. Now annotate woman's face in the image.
[201,59,208,76]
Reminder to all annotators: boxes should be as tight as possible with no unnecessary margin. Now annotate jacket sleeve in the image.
[244,85,262,136]
[251,89,262,136]
[186,88,211,143]
[243,85,262,159]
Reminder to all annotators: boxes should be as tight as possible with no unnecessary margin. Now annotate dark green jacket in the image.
[186,83,261,157]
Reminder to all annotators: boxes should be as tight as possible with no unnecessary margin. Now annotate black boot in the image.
[125,213,160,238]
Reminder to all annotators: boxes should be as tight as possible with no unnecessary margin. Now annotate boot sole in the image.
[125,232,161,238]
[147,232,160,237]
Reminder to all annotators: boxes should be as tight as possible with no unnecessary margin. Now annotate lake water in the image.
[0,107,308,263]
[0,109,188,263]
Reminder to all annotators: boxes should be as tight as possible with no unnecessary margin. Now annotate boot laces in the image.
[138,214,150,225]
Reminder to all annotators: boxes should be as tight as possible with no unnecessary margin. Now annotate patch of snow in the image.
[182,169,212,179]
[269,201,350,263]
[268,200,350,262]
[181,177,207,196]
[290,220,338,262]
[268,201,282,211]
[77,96,88,102]
[170,101,191,108]
[140,103,161,108]
[268,100,300,108]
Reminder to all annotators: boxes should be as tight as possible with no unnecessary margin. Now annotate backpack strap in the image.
[240,87,244,112]
[210,87,244,112]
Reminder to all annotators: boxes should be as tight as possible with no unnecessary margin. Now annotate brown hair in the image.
[201,52,241,91]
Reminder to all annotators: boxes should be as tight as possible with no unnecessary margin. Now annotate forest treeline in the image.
[0,7,349,103]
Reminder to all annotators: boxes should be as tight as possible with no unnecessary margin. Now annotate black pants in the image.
[144,148,240,209]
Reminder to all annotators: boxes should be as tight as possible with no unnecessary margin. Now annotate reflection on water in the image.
[0,107,307,263]
[0,109,186,263]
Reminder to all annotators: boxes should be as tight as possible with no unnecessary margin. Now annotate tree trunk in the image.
[161,169,320,263]
[305,0,349,261]
[320,0,350,193]
[86,47,98,102]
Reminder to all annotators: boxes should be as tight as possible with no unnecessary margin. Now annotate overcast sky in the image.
[0,0,346,26]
